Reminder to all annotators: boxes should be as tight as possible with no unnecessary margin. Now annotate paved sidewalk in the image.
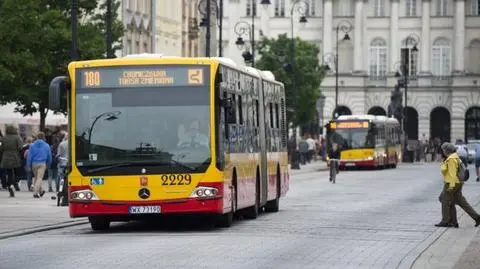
[410,166,480,269]
[0,183,87,239]
[289,160,329,176]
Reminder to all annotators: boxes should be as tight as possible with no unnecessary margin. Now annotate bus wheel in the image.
[244,174,260,219]
[265,168,280,213]
[216,212,233,228]
[89,217,110,231]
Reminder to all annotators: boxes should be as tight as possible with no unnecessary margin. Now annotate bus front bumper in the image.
[339,159,376,168]
[69,197,223,218]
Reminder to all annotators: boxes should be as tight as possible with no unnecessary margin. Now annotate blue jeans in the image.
[48,167,58,191]
[57,164,66,191]
[24,166,32,190]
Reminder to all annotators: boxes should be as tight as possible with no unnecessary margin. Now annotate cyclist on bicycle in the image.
[328,143,340,182]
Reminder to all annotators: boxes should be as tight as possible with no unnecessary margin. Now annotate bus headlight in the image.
[71,189,98,201]
[367,156,374,161]
[190,187,219,199]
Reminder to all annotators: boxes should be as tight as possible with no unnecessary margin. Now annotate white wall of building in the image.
[214,0,480,143]
[155,0,183,56]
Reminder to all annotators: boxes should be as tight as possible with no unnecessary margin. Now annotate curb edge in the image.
[0,220,89,240]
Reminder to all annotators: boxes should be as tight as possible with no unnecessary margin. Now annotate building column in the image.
[389,0,399,72]
[420,0,431,75]
[260,2,269,37]
[353,0,364,73]
[323,0,333,56]
[453,0,465,74]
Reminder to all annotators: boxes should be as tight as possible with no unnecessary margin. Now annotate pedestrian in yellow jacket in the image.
[436,142,480,228]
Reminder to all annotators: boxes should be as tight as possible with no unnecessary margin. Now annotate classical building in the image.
[217,0,480,143]
[181,0,202,57]
[116,0,154,57]
[155,0,183,56]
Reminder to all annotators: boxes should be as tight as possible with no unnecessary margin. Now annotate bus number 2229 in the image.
[161,174,192,186]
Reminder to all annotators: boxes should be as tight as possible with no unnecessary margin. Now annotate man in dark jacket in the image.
[27,132,52,198]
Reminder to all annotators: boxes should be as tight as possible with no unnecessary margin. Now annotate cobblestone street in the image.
[1,163,480,269]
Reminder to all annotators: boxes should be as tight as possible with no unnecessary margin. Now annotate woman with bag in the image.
[436,142,480,228]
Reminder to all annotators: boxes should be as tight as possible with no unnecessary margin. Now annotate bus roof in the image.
[336,114,399,124]
[70,54,280,84]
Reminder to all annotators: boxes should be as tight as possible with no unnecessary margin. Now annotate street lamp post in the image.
[198,0,220,57]
[106,0,114,58]
[393,33,419,162]
[333,20,352,118]
[234,1,271,65]
[71,0,78,60]
[283,0,308,169]
[234,21,254,65]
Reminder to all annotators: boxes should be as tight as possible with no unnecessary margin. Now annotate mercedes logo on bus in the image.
[138,188,150,199]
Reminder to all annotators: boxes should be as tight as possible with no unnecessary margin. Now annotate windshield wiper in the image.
[86,161,158,173]
[86,159,196,174]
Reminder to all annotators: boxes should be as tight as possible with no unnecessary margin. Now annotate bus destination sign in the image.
[78,65,208,88]
[330,121,369,129]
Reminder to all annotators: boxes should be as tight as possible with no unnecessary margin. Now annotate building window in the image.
[305,0,316,17]
[436,0,447,16]
[401,38,418,79]
[127,39,132,54]
[473,0,480,15]
[431,38,451,78]
[334,0,353,16]
[143,42,148,53]
[246,0,257,17]
[135,41,140,53]
[373,0,384,17]
[468,40,480,73]
[369,38,388,80]
[274,0,285,17]
[405,0,416,16]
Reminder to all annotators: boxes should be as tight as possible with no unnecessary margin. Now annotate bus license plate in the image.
[345,163,355,167]
[129,206,161,214]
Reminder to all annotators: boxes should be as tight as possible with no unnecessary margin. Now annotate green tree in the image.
[255,33,324,128]
[0,0,124,130]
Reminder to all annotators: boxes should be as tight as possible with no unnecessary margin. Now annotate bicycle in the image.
[329,158,339,184]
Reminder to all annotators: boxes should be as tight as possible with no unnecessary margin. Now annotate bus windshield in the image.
[329,127,375,150]
[74,86,211,175]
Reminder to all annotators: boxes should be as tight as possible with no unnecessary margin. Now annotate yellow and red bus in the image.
[48,55,289,230]
[325,115,401,169]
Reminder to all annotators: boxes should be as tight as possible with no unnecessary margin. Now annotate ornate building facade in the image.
[116,0,154,57]
[155,0,183,56]
[218,0,480,143]
[181,0,201,57]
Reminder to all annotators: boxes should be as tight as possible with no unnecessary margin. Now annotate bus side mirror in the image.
[49,76,69,111]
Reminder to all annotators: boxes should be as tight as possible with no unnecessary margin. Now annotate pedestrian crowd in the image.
[0,126,68,198]
[289,134,326,166]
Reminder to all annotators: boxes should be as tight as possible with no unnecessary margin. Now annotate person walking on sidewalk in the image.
[0,126,23,197]
[22,136,35,191]
[436,142,480,228]
[27,132,52,198]
[56,132,68,191]
[474,142,480,182]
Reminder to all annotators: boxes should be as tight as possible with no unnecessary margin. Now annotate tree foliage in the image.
[0,0,124,129]
[255,34,324,127]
